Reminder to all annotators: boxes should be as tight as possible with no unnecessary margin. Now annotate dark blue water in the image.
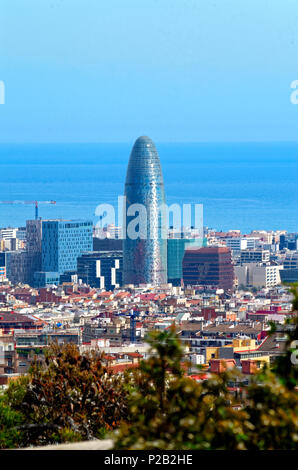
[0,142,297,233]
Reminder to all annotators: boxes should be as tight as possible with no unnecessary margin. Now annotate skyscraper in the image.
[26,219,42,285]
[167,238,205,286]
[123,136,167,285]
[41,219,93,275]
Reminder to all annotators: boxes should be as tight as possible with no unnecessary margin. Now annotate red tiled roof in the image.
[125,352,143,358]
[109,362,140,373]
[189,374,209,381]
[98,292,113,297]
[104,355,115,361]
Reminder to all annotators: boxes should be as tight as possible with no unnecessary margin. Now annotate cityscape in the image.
[0,0,297,455]
[0,135,297,451]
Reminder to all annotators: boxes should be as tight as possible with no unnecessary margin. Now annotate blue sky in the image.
[1,0,298,142]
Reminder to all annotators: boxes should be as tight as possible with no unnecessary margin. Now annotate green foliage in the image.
[50,427,83,444]
[3,342,129,447]
[114,328,249,449]
[289,283,298,311]
[114,326,298,450]
[0,395,24,449]
[245,369,298,449]
[270,284,298,389]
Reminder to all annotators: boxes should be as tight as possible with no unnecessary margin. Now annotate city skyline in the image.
[0,1,297,454]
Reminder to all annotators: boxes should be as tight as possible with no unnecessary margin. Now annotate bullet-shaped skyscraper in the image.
[123,136,167,285]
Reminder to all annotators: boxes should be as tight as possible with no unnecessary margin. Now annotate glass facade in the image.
[167,238,205,285]
[26,219,43,285]
[183,247,235,291]
[33,271,60,288]
[42,220,93,275]
[123,136,167,285]
[77,251,123,290]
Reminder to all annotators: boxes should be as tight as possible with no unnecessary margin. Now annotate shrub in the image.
[114,324,298,450]
[0,395,24,449]
[4,342,129,447]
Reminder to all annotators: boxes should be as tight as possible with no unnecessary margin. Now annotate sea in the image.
[0,142,297,234]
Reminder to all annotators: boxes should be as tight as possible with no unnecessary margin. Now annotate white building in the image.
[0,228,17,240]
[225,238,247,252]
[235,264,283,288]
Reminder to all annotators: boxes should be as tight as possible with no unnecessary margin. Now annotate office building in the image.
[123,136,167,285]
[26,219,43,285]
[41,220,93,276]
[225,237,260,255]
[93,237,123,252]
[77,251,123,290]
[33,272,60,288]
[183,247,234,291]
[167,238,205,286]
[280,269,298,283]
[240,249,270,264]
[284,251,298,270]
[235,264,282,288]
[279,233,298,251]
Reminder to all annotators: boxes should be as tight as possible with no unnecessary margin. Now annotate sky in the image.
[1,0,298,143]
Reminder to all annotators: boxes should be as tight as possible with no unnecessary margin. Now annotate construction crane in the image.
[0,200,56,220]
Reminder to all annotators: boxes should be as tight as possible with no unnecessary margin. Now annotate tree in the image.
[270,283,298,389]
[114,323,298,450]
[4,342,129,447]
[114,328,251,450]
[0,395,24,449]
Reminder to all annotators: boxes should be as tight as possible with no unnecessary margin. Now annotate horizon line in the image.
[1,140,298,145]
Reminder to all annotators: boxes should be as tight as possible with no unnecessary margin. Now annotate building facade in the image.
[42,220,93,276]
[77,251,123,290]
[33,271,60,288]
[235,263,282,288]
[167,238,204,286]
[123,136,167,286]
[26,219,43,285]
[182,247,235,291]
[240,249,270,264]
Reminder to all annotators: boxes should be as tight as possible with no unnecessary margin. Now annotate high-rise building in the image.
[77,251,123,290]
[183,247,234,291]
[26,219,43,285]
[4,251,28,285]
[167,238,205,286]
[123,136,167,285]
[41,220,93,276]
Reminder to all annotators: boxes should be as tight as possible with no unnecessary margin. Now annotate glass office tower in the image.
[167,238,205,286]
[123,136,167,285]
[41,220,93,275]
